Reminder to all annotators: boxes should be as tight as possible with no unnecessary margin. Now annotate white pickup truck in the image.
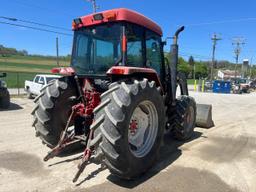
[25,74,61,98]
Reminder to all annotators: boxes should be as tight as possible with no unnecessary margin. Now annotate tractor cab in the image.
[71,8,164,77]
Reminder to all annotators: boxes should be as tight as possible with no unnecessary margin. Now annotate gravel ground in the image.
[0,92,255,192]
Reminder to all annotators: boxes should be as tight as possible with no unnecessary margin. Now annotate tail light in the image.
[51,67,75,75]
[104,12,116,20]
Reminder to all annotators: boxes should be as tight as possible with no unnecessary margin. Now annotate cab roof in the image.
[74,8,163,36]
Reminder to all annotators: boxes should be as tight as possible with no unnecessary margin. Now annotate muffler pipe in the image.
[170,26,185,104]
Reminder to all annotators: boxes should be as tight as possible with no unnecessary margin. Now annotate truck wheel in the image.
[91,79,165,179]
[171,96,196,141]
[31,78,77,148]
[0,89,10,109]
[27,91,33,99]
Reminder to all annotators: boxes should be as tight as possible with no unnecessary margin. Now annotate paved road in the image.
[0,92,255,192]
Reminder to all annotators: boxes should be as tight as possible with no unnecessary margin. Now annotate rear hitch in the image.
[43,75,101,183]
[73,129,94,182]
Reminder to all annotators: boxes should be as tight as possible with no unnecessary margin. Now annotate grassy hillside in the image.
[0,55,69,72]
[0,55,70,88]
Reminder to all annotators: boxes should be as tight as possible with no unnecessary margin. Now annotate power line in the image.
[0,16,71,32]
[0,21,72,37]
[185,17,256,27]
[180,51,211,60]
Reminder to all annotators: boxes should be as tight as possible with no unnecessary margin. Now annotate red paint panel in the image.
[122,35,127,52]
[107,66,157,75]
[73,8,162,36]
[51,67,75,75]
[107,66,163,91]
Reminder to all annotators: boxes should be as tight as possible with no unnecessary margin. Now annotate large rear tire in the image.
[31,78,77,148]
[0,89,10,109]
[91,79,165,179]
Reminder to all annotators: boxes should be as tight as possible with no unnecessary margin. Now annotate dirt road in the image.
[0,92,255,192]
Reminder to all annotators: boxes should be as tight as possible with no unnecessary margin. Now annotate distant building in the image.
[242,59,249,78]
[218,70,241,80]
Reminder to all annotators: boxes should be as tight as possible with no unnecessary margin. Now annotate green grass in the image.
[187,79,196,85]
[0,61,54,71]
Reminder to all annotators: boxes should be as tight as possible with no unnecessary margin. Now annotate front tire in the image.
[91,79,165,179]
[27,91,33,99]
[170,96,196,141]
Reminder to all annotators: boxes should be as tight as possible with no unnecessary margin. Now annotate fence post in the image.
[17,72,20,96]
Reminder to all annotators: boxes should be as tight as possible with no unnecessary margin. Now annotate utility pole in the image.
[232,37,245,79]
[87,0,99,13]
[210,33,222,82]
[56,37,59,67]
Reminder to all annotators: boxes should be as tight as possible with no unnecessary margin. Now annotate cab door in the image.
[145,30,162,74]
[34,76,45,95]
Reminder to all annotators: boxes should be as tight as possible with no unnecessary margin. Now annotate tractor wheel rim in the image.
[128,100,158,158]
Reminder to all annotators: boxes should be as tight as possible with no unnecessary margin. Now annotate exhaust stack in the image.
[170,26,185,104]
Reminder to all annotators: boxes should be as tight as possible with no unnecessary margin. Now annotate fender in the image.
[51,67,76,76]
[177,72,189,96]
[107,66,163,91]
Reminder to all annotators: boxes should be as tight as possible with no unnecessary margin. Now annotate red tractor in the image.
[32,8,197,182]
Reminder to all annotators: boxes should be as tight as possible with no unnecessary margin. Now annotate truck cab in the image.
[25,74,60,98]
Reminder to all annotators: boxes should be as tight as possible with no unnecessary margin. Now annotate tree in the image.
[195,62,208,79]
[188,56,195,79]
[178,57,190,77]
[251,66,256,78]
[188,56,195,67]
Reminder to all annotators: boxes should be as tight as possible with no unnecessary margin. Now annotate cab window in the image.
[34,76,40,83]
[146,31,162,73]
[126,25,144,67]
[38,77,45,85]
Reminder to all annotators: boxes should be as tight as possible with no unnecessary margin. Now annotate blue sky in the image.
[0,0,256,63]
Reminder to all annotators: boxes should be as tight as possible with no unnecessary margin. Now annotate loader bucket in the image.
[196,104,214,128]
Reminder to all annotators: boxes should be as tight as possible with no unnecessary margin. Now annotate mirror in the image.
[0,73,7,78]
[38,80,44,85]
[151,42,157,52]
